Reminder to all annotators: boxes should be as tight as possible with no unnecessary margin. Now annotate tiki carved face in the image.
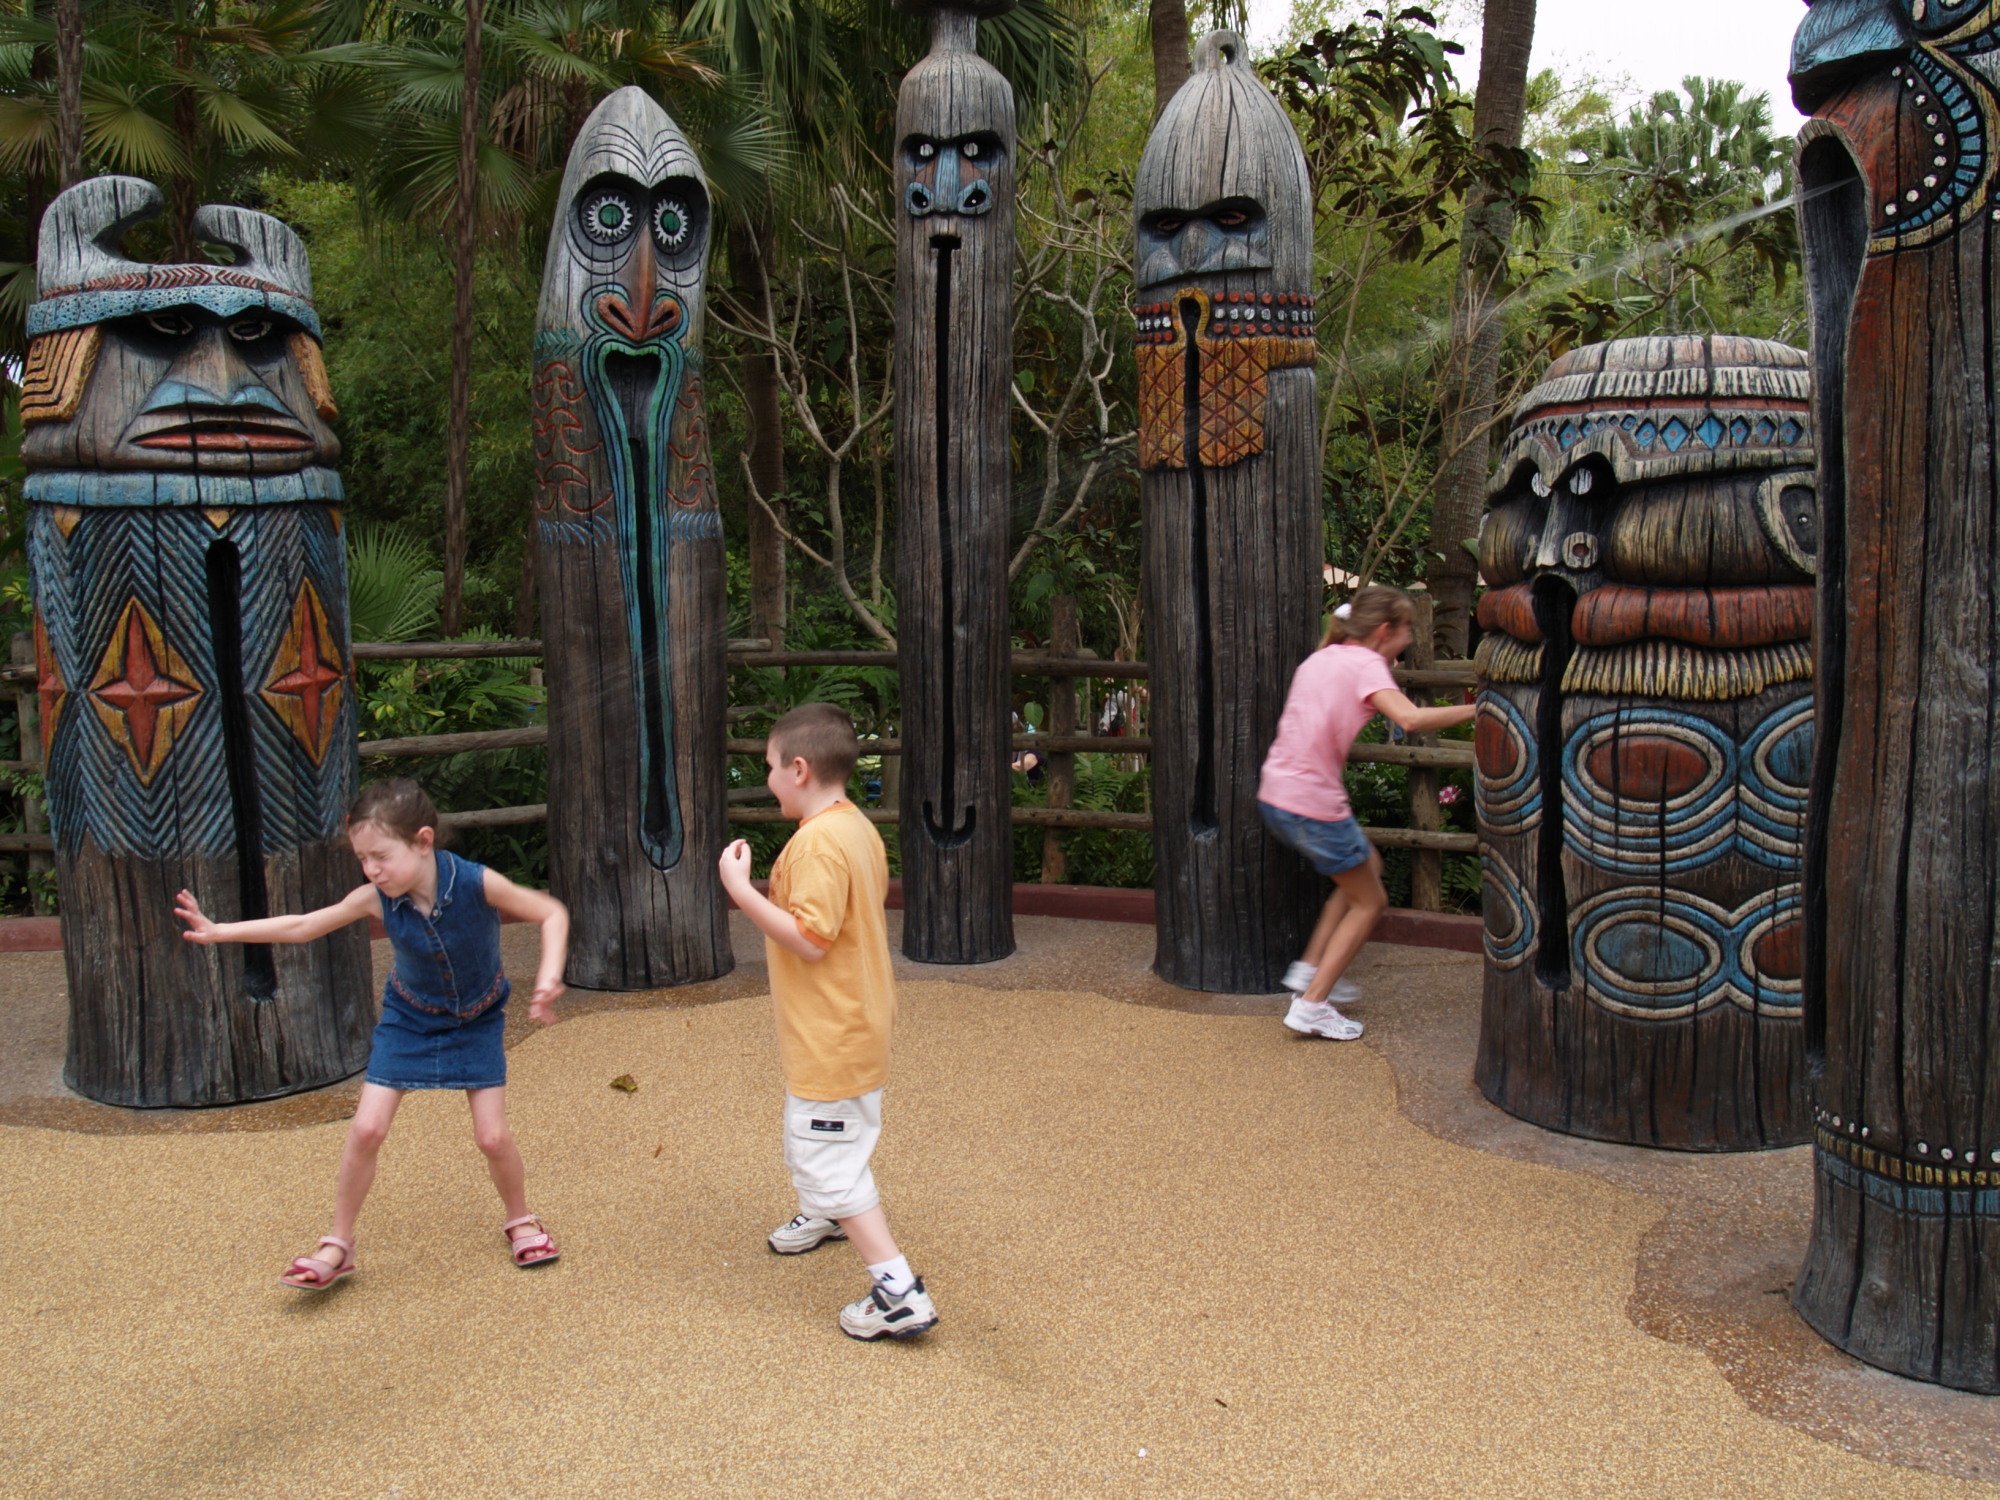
[20,181,338,480]
[902,131,1007,218]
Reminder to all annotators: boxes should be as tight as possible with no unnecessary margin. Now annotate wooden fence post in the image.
[1404,594,1443,911]
[1040,595,1078,883]
[9,633,50,912]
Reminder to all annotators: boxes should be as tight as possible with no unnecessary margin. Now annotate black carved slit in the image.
[1797,137,1866,1075]
[1181,296,1217,833]
[1532,575,1577,991]
[924,233,973,846]
[206,540,277,1001]
[604,349,677,865]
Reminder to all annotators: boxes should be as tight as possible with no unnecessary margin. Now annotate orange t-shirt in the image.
[767,800,896,1101]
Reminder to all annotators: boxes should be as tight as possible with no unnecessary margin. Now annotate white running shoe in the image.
[1283,996,1365,1040]
[839,1277,938,1340]
[768,1214,848,1255]
[1281,963,1361,1005]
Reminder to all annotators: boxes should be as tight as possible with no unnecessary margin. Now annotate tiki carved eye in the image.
[917,141,936,160]
[227,314,274,344]
[1152,216,1187,236]
[580,190,636,245]
[1212,208,1249,228]
[653,197,691,252]
[962,140,981,158]
[146,311,195,338]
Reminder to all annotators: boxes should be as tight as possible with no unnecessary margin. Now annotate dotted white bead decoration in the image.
[1942,1148,1955,1161]
[1918,1142,1930,1154]
[1908,189,1923,202]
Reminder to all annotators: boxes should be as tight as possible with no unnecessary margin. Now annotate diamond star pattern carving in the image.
[88,599,202,785]
[34,615,66,759]
[259,579,345,765]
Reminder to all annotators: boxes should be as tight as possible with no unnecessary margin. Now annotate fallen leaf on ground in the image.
[609,1074,638,1093]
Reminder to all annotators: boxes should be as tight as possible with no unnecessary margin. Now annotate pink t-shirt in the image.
[1257,643,1400,822]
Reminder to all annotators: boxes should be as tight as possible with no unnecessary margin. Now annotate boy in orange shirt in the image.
[717,702,936,1340]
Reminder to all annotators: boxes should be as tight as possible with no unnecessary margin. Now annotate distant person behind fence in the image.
[173,778,571,1289]
[717,703,937,1340]
[1257,586,1475,1040]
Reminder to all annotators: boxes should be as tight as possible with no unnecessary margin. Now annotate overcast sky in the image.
[1244,0,1809,133]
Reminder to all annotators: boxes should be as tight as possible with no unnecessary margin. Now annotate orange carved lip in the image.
[135,429,316,452]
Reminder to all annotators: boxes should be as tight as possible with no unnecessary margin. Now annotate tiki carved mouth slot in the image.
[604,347,680,865]
[923,233,975,847]
[1530,574,1578,992]
[1181,295,1217,834]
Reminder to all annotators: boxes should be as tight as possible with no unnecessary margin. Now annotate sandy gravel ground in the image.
[3,964,1994,1498]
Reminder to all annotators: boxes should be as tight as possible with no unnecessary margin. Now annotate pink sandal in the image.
[504,1214,560,1268]
[280,1236,355,1291]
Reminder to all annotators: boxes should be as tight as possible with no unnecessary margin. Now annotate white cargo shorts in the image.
[783,1088,883,1220]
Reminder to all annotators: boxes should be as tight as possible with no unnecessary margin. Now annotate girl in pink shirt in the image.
[1257,586,1475,1039]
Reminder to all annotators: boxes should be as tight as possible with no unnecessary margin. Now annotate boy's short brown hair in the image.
[769,702,860,786]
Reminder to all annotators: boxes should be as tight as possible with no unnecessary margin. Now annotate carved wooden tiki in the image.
[893,2,1016,963]
[1134,32,1321,991]
[533,87,729,990]
[1472,337,1818,1150]
[1788,3,2000,1392]
[21,176,370,1106]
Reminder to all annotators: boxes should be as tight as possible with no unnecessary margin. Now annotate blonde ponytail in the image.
[1322,583,1416,649]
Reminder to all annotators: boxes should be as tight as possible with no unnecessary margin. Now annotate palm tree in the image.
[1428,0,1537,658]
[340,0,766,633]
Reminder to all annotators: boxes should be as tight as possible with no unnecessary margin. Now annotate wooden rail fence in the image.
[1,620,1483,877]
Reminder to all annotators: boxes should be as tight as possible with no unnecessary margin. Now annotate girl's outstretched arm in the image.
[482,869,568,1024]
[1367,688,1477,735]
[175,883,381,946]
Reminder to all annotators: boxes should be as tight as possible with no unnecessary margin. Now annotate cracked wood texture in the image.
[1134,32,1321,992]
[893,6,1017,963]
[1471,336,1817,1151]
[1789,5,2000,1393]
[533,89,730,990]
[20,176,370,1105]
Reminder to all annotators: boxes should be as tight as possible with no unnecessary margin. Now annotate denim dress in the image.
[364,849,511,1091]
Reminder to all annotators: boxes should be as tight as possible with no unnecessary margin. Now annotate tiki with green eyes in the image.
[531,86,732,991]
[20,175,371,1107]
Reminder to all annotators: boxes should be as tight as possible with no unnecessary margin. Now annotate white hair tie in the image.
[1334,602,1352,619]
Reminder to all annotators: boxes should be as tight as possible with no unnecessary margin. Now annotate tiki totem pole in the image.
[533,86,730,990]
[1787,2,2000,1392]
[21,177,370,1106]
[1134,33,1321,991]
[1471,337,1818,1151]
[894,1,1017,963]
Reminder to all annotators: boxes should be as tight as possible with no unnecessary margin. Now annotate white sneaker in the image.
[768,1214,847,1255]
[1281,963,1361,1005]
[1284,996,1364,1040]
[839,1277,938,1340]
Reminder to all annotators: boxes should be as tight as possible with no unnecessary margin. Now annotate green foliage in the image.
[346,524,444,642]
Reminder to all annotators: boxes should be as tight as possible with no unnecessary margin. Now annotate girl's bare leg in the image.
[1302,889,1351,968]
[467,1086,530,1222]
[295,1083,404,1273]
[1299,849,1387,1007]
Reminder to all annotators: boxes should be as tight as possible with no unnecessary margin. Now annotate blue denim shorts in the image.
[1259,801,1374,877]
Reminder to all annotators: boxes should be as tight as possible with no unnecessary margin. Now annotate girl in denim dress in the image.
[174,779,571,1290]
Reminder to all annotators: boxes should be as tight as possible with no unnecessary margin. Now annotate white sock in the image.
[868,1254,915,1295]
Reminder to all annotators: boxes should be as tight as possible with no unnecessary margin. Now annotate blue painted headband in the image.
[27,284,323,341]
